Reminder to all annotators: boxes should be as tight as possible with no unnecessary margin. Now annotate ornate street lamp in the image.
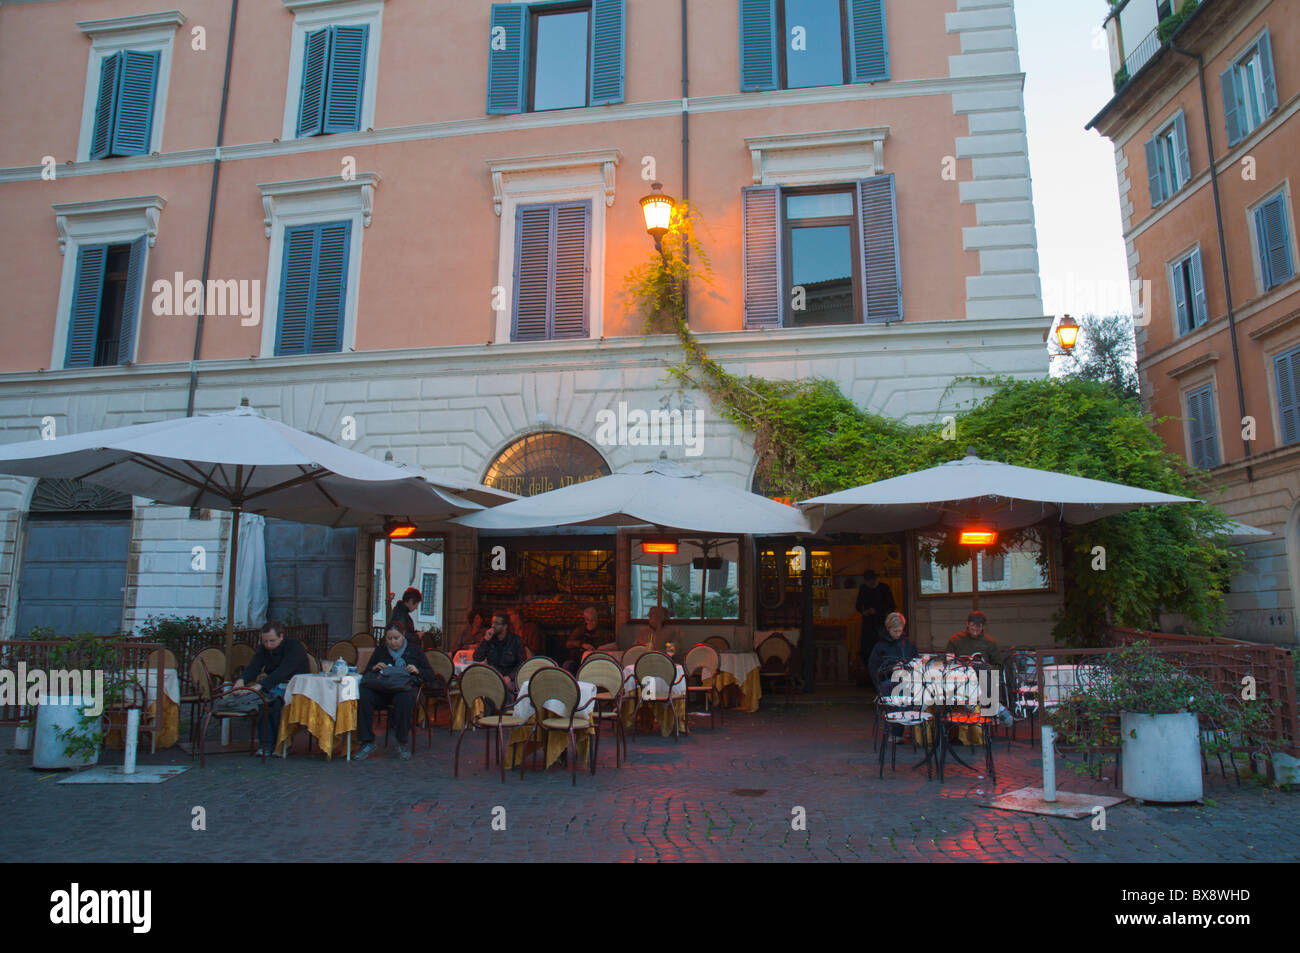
[1054,314,1080,352]
[640,181,676,254]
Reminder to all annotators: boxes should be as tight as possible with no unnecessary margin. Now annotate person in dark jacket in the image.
[355,625,438,761]
[856,570,896,674]
[473,612,526,688]
[232,621,310,755]
[868,612,918,696]
[387,587,422,640]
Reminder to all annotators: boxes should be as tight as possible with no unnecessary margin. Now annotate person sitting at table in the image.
[232,621,310,757]
[509,606,541,657]
[355,625,439,762]
[945,611,1002,667]
[473,611,526,689]
[457,607,486,651]
[635,605,681,653]
[868,612,918,697]
[564,605,609,672]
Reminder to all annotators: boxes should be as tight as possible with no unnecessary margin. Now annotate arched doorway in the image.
[16,478,132,636]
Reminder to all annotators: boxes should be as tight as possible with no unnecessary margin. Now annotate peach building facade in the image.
[1091,0,1300,645]
[0,0,1053,650]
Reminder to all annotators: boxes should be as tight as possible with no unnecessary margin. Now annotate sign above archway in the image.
[483,432,610,498]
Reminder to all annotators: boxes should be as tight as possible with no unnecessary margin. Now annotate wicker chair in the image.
[146,648,178,670]
[182,648,225,743]
[577,657,626,768]
[423,649,454,729]
[230,642,255,674]
[622,644,649,670]
[703,635,730,652]
[325,641,358,666]
[192,674,270,768]
[352,632,376,649]
[632,651,682,741]
[683,644,723,730]
[516,656,556,688]
[757,634,797,707]
[454,664,526,782]
[524,667,595,785]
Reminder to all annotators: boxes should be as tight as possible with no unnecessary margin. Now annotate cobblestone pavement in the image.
[2,706,1297,862]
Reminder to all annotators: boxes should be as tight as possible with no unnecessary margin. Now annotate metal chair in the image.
[192,670,270,768]
[878,662,936,780]
[229,642,255,674]
[683,644,723,730]
[454,664,526,782]
[577,656,626,768]
[146,648,178,670]
[325,641,358,666]
[622,645,649,670]
[937,658,996,783]
[757,634,797,707]
[423,649,454,729]
[1001,649,1039,747]
[524,667,596,785]
[632,651,683,741]
[703,635,730,652]
[516,655,556,688]
[352,632,376,649]
[182,648,225,743]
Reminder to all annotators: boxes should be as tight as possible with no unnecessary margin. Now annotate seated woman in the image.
[867,612,918,697]
[457,607,486,652]
[635,605,682,653]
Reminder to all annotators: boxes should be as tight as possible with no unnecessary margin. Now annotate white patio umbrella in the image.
[799,450,1197,610]
[454,454,811,608]
[0,402,493,675]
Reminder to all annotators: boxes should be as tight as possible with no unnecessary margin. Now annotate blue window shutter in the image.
[324,24,368,134]
[277,225,317,356]
[1258,29,1278,115]
[1276,346,1300,446]
[310,221,350,352]
[738,0,778,92]
[858,174,903,323]
[115,235,149,365]
[1187,386,1217,469]
[110,50,159,156]
[1220,66,1244,147]
[1255,195,1295,290]
[1173,113,1191,186]
[848,0,889,83]
[590,0,625,106]
[487,4,528,114]
[1172,259,1190,335]
[513,205,552,341]
[1186,390,1204,468]
[65,245,108,368]
[298,28,329,137]
[1144,137,1165,207]
[1189,249,1208,328]
[91,53,121,160]
[552,202,590,339]
[741,186,781,328]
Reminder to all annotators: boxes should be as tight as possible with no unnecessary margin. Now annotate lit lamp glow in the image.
[385,521,418,539]
[1054,315,1079,352]
[641,540,679,555]
[640,182,675,251]
[958,528,997,546]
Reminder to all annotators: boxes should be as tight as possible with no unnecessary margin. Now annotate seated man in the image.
[232,621,310,756]
[473,611,526,690]
[564,605,609,672]
[635,605,681,653]
[356,625,438,761]
[867,612,918,697]
[945,611,1002,667]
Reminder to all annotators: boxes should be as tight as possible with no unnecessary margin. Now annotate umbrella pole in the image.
[970,552,979,613]
[657,554,664,615]
[224,506,242,680]
[385,537,393,619]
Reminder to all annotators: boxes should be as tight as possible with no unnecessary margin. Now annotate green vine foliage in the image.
[623,214,1239,646]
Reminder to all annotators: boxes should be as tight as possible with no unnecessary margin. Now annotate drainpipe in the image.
[186,0,240,417]
[1168,32,1253,481]
[680,0,689,322]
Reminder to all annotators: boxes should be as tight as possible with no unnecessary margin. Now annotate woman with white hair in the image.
[867,611,918,696]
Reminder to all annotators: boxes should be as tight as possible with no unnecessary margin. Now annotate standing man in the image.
[356,625,438,761]
[388,586,422,640]
[232,621,310,756]
[855,570,896,678]
[473,612,526,689]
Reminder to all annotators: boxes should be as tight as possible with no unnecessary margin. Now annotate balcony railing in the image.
[1122,25,1163,80]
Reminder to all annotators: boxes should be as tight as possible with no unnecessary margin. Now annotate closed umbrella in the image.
[0,402,492,675]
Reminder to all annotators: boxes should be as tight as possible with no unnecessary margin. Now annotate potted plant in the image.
[31,634,130,770]
[1047,641,1273,802]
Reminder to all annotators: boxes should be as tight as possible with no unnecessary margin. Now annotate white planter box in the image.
[31,697,101,770]
[1120,711,1202,802]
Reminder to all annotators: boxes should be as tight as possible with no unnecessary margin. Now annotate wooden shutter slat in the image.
[310,222,350,352]
[1276,347,1300,447]
[116,235,148,365]
[277,226,317,355]
[1256,196,1295,289]
[590,0,625,106]
[111,50,159,156]
[848,0,889,83]
[1189,249,1208,328]
[1172,258,1190,335]
[738,0,778,92]
[1220,67,1243,147]
[298,28,329,137]
[487,4,528,114]
[1173,113,1191,185]
[742,186,781,328]
[1144,137,1164,207]
[513,206,552,341]
[859,174,903,324]
[552,202,590,339]
[1258,29,1278,114]
[323,24,368,134]
[65,245,108,368]
[91,53,121,160]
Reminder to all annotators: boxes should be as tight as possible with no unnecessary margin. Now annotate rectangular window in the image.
[1144,113,1189,207]
[743,175,901,329]
[632,538,740,621]
[1254,193,1296,292]
[1275,345,1300,447]
[1186,384,1220,469]
[65,237,148,369]
[90,50,160,159]
[917,531,1050,596]
[512,201,591,341]
[373,569,384,616]
[1221,30,1278,146]
[982,552,1005,583]
[297,24,369,137]
[420,572,439,619]
[275,221,351,356]
[740,0,887,92]
[488,1,624,114]
[1171,248,1208,335]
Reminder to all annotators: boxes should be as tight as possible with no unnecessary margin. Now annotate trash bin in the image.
[32,696,100,770]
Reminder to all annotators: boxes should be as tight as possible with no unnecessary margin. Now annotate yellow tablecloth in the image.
[618,696,688,737]
[105,697,179,750]
[716,669,762,712]
[276,695,359,759]
[502,720,594,770]
[913,711,988,747]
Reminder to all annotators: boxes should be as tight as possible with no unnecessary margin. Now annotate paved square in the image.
[3,707,1297,862]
